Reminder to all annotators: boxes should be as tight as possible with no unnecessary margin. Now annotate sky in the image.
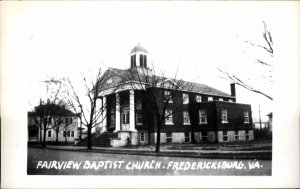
[1,1,298,121]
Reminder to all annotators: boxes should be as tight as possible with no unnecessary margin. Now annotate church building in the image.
[97,44,254,147]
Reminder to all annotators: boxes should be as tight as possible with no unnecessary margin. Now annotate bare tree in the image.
[66,68,115,150]
[125,66,194,152]
[32,78,66,147]
[218,21,273,100]
[50,101,73,144]
[51,104,64,144]
[62,116,73,144]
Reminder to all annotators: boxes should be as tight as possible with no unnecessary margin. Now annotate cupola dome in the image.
[129,43,148,69]
[130,44,148,54]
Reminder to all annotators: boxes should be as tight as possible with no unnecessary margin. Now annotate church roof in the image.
[105,67,234,98]
[130,44,148,54]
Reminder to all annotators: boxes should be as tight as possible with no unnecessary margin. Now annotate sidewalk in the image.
[29,144,272,160]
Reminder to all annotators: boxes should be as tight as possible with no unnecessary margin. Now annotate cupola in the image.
[129,43,148,69]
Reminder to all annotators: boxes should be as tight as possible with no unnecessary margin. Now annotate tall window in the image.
[139,54,147,68]
[166,132,172,143]
[131,55,136,68]
[136,111,143,125]
[122,110,129,124]
[110,109,115,126]
[70,118,73,124]
[184,132,191,143]
[199,110,207,124]
[223,131,228,141]
[208,96,213,101]
[47,130,51,137]
[165,109,173,125]
[221,109,228,123]
[183,111,190,125]
[183,93,189,104]
[140,132,145,142]
[144,55,147,67]
[140,54,144,67]
[71,131,74,137]
[164,90,173,103]
[244,111,249,123]
[63,131,66,137]
[67,131,71,137]
[196,95,202,102]
[136,99,142,110]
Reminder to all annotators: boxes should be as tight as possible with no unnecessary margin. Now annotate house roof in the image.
[28,104,77,117]
[104,67,233,98]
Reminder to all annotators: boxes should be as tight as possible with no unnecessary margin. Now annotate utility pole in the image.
[259,104,262,131]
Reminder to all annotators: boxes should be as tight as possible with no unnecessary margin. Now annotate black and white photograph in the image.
[1,1,299,188]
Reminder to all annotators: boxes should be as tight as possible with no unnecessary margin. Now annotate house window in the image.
[110,109,115,126]
[70,118,73,124]
[183,111,190,125]
[164,90,173,103]
[140,132,145,142]
[183,93,189,104]
[219,98,223,101]
[184,132,191,143]
[166,132,172,143]
[165,109,173,125]
[221,109,228,123]
[223,130,228,142]
[71,131,74,137]
[65,118,69,125]
[245,130,250,140]
[199,110,207,124]
[63,131,66,137]
[122,110,130,124]
[196,95,202,102]
[47,130,51,137]
[235,130,239,141]
[201,131,208,142]
[244,111,249,123]
[208,97,213,101]
[136,111,143,125]
[67,131,71,137]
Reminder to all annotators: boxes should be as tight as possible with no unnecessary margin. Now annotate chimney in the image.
[230,83,236,97]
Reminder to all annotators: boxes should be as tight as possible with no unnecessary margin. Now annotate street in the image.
[28,148,271,175]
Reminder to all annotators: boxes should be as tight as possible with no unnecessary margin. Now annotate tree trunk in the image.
[39,126,42,144]
[155,122,161,153]
[56,131,58,144]
[65,130,67,144]
[42,128,46,147]
[87,125,92,150]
